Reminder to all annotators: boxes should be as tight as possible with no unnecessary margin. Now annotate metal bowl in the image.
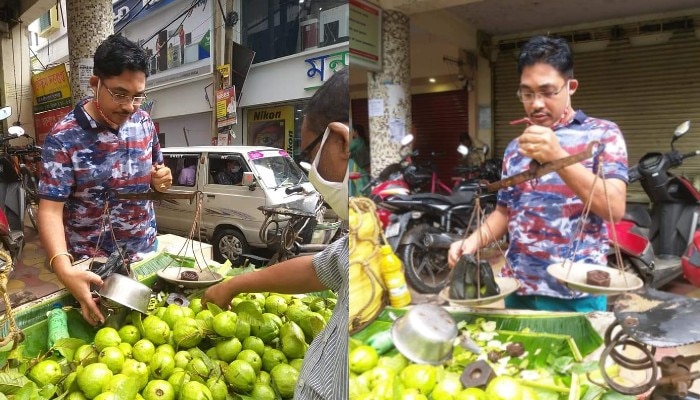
[391,304,459,365]
[98,273,152,314]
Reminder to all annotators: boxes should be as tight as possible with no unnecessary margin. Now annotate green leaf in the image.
[572,361,600,375]
[14,381,39,400]
[0,371,32,394]
[207,302,224,316]
[39,382,58,399]
[132,311,145,338]
[601,392,636,399]
[233,301,264,327]
[53,338,87,361]
[580,385,606,400]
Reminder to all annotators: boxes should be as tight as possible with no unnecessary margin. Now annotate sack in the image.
[449,254,500,299]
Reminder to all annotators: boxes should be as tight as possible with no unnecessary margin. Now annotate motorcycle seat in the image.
[623,204,651,228]
[393,191,474,205]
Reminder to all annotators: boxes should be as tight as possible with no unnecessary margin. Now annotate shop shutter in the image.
[493,31,700,199]
[352,91,470,188]
[351,98,369,135]
[411,90,470,190]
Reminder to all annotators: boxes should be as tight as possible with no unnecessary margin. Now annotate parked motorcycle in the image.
[0,107,28,271]
[609,120,700,288]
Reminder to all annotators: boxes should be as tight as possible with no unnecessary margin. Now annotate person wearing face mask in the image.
[448,36,628,312]
[202,67,349,399]
[37,35,172,326]
[216,159,243,185]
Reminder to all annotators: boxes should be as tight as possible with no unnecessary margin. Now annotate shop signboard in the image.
[246,106,294,152]
[216,87,237,128]
[349,0,382,71]
[304,50,349,91]
[31,64,72,114]
[33,106,71,145]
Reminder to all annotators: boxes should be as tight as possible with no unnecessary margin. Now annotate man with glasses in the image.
[38,35,172,325]
[448,35,628,312]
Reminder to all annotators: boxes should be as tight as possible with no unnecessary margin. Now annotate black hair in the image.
[459,132,471,146]
[517,36,574,79]
[304,68,349,136]
[93,34,150,79]
[353,124,369,144]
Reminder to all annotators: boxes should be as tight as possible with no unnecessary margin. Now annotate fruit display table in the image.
[0,252,335,399]
[350,306,626,400]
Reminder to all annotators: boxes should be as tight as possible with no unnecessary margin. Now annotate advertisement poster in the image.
[349,0,382,71]
[246,106,294,152]
[31,64,72,113]
[216,87,237,128]
[117,0,212,87]
[33,106,71,145]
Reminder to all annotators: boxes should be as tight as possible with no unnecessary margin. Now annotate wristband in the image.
[48,252,74,272]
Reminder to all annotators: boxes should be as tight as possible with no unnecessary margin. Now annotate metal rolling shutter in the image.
[493,32,700,199]
[412,90,470,188]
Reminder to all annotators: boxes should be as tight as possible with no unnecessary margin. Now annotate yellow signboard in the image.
[246,105,294,152]
[31,64,72,113]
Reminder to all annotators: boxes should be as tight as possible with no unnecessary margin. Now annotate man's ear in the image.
[568,79,579,95]
[89,76,99,92]
[327,122,349,156]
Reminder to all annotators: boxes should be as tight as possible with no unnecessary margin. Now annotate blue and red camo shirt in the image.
[38,99,163,260]
[497,110,628,299]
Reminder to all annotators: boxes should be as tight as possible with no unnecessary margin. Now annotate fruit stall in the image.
[348,198,699,400]
[0,251,336,400]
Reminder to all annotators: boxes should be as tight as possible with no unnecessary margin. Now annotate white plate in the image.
[438,277,521,307]
[156,267,223,288]
[547,262,643,295]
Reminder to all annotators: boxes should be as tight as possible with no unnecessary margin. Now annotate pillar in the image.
[66,0,114,104]
[367,10,411,177]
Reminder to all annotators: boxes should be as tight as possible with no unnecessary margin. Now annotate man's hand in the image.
[448,239,477,268]
[56,266,105,326]
[518,125,568,163]
[151,164,172,192]
[202,280,237,310]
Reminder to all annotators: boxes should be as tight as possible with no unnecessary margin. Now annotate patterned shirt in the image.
[497,110,628,298]
[295,236,349,399]
[38,99,163,259]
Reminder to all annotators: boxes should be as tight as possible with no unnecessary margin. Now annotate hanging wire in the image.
[10,22,24,124]
[115,0,156,35]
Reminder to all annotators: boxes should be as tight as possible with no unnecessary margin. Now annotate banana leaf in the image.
[371,307,603,357]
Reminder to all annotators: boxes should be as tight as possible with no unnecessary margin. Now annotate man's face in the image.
[299,118,348,182]
[94,70,147,126]
[518,63,578,127]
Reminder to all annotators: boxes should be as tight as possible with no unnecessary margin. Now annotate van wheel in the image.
[213,229,249,263]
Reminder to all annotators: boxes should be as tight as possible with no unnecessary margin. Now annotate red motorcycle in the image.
[608,121,700,288]
[0,107,29,271]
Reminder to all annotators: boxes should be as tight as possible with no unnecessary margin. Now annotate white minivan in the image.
[156,146,339,262]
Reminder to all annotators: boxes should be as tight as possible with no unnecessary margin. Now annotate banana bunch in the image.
[349,197,387,333]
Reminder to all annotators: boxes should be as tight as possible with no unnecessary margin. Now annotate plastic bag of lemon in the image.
[349,197,389,333]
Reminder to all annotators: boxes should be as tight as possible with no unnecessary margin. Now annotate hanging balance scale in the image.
[440,140,640,307]
[114,190,223,289]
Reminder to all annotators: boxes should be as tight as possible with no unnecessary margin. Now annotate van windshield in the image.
[248,150,307,188]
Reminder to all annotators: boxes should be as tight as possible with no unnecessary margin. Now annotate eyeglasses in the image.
[101,81,148,106]
[516,81,568,103]
[296,133,324,164]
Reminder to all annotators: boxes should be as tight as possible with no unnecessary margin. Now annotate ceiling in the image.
[403,0,700,38]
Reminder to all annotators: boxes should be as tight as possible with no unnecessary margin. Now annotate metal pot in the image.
[391,303,459,364]
[97,274,151,316]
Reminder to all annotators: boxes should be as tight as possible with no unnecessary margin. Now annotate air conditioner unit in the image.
[38,7,60,38]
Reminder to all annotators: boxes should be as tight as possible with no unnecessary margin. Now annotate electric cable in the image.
[10,22,23,125]
[115,0,155,35]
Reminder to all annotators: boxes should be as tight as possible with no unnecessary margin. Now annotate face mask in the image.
[308,125,349,221]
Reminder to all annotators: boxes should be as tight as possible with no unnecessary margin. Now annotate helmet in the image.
[403,165,432,189]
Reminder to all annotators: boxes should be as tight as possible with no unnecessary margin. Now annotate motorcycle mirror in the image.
[481,144,490,155]
[7,125,24,137]
[671,121,691,150]
[674,121,691,137]
[0,107,11,121]
[400,134,414,147]
[457,144,469,157]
